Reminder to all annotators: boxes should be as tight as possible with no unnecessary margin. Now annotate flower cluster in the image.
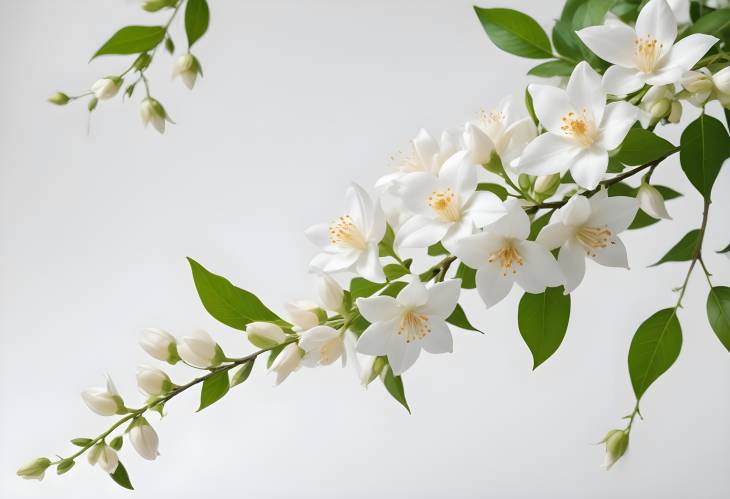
[24,0,730,488]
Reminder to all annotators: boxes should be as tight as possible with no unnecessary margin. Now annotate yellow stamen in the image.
[634,35,663,73]
[329,215,366,250]
[488,242,524,276]
[576,225,614,257]
[428,188,461,222]
[560,109,597,147]
[398,309,431,343]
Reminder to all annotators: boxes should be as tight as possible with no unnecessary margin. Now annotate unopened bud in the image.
[637,181,671,220]
[601,429,629,470]
[140,328,180,364]
[533,173,560,196]
[129,417,160,460]
[649,98,670,119]
[178,329,224,368]
[136,365,173,396]
[172,53,202,90]
[140,97,172,134]
[16,457,51,481]
[133,53,152,71]
[682,70,713,94]
[285,301,325,330]
[668,101,682,123]
[246,322,288,349]
[316,273,344,311]
[712,66,730,95]
[87,442,119,474]
[48,92,70,105]
[81,375,125,416]
[90,77,122,100]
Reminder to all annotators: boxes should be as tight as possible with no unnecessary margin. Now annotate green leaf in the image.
[473,7,553,59]
[561,0,588,22]
[707,286,730,352]
[382,367,410,413]
[56,459,75,475]
[378,224,398,259]
[381,281,407,297]
[185,0,210,48]
[628,308,682,399]
[525,86,539,127]
[92,26,165,59]
[611,1,639,23]
[231,359,255,387]
[349,277,386,299]
[578,0,616,28]
[615,128,676,166]
[682,7,730,38]
[384,263,409,281]
[187,257,288,330]
[198,370,230,411]
[552,19,582,60]
[718,242,730,255]
[446,304,482,333]
[70,437,92,447]
[110,461,134,490]
[527,59,575,77]
[455,263,476,289]
[517,286,571,369]
[680,114,730,200]
[528,210,553,241]
[427,241,449,256]
[651,229,701,266]
[476,182,508,201]
[109,436,123,451]
[348,315,370,336]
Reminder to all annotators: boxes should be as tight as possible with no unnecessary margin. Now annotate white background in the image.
[1,1,729,497]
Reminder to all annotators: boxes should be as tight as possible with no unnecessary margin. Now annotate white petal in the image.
[440,151,478,200]
[356,318,398,356]
[464,122,495,165]
[567,62,606,124]
[558,241,587,293]
[655,33,718,76]
[397,278,429,308]
[462,191,507,228]
[387,339,421,375]
[602,65,645,95]
[345,183,374,235]
[315,249,360,273]
[421,318,453,354]
[452,232,501,269]
[304,223,332,248]
[500,117,537,166]
[368,202,387,242]
[400,172,441,214]
[413,128,440,173]
[593,236,630,268]
[515,241,564,292]
[517,133,581,176]
[576,24,639,67]
[298,326,340,352]
[537,222,574,250]
[419,279,461,318]
[485,200,531,240]
[599,101,639,150]
[569,147,608,189]
[395,214,450,249]
[441,219,475,253]
[475,264,515,308]
[589,195,639,233]
[356,244,385,282]
[529,84,574,135]
[356,296,400,322]
[635,0,677,50]
[558,195,592,226]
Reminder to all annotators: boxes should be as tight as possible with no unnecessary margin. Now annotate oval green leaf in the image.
[650,229,700,267]
[680,114,730,200]
[382,366,410,413]
[92,26,166,59]
[110,461,134,490]
[518,286,571,369]
[231,359,255,387]
[474,7,553,59]
[615,128,676,166]
[628,308,682,399]
[707,286,730,352]
[527,59,575,78]
[446,303,483,333]
[198,370,230,411]
[185,0,210,48]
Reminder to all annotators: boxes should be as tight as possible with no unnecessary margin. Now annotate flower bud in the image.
[637,182,672,220]
[463,122,495,165]
[81,375,125,416]
[16,457,51,481]
[128,417,159,460]
[285,301,325,330]
[533,173,560,196]
[270,342,303,385]
[713,66,730,96]
[246,322,287,349]
[140,328,180,364]
[140,97,172,134]
[141,0,177,11]
[681,70,714,94]
[178,329,224,368]
[87,442,119,473]
[668,101,682,124]
[172,53,202,90]
[48,92,70,105]
[136,365,173,396]
[601,429,629,470]
[316,273,344,311]
[90,77,122,100]
[87,96,98,112]
[648,98,671,119]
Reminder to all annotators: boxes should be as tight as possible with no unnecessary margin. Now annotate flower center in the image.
[635,36,663,73]
[428,188,462,222]
[329,215,367,250]
[576,225,613,257]
[488,242,524,276]
[560,110,597,147]
[398,308,431,343]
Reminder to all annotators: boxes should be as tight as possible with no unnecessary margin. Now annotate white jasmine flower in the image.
[316,273,344,311]
[577,0,718,95]
[711,67,730,107]
[90,77,122,100]
[463,96,537,166]
[681,69,715,106]
[305,184,387,282]
[355,278,461,375]
[87,443,119,473]
[270,342,303,385]
[246,322,288,349]
[178,329,223,368]
[453,200,563,307]
[396,151,506,251]
[140,97,173,134]
[129,417,160,461]
[517,62,639,189]
[299,325,345,367]
[81,375,125,416]
[139,328,179,364]
[637,182,672,219]
[172,53,202,89]
[136,366,172,397]
[666,0,689,24]
[284,301,322,330]
[537,191,639,293]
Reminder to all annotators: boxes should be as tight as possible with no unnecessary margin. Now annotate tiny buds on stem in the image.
[133,53,152,72]
[16,457,51,481]
[90,77,122,100]
[178,329,224,368]
[140,97,172,134]
[637,181,672,220]
[87,442,119,474]
[140,328,180,364]
[128,417,160,461]
[47,92,70,105]
[136,365,173,396]
[285,301,325,330]
[81,376,125,416]
[316,273,344,311]
[533,173,560,200]
[246,322,288,349]
[172,53,202,90]
[600,429,629,470]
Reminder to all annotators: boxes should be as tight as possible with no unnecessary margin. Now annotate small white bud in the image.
[140,328,180,364]
[285,300,323,330]
[270,342,303,385]
[136,365,172,396]
[668,100,682,124]
[129,417,160,460]
[637,182,672,220]
[533,173,560,196]
[712,66,730,98]
[172,53,201,90]
[140,97,172,134]
[16,457,51,481]
[81,375,125,416]
[90,77,122,100]
[246,322,287,349]
[601,429,629,470]
[682,70,714,94]
[463,122,495,165]
[87,442,119,474]
[178,329,223,368]
[47,92,70,105]
[316,273,344,311]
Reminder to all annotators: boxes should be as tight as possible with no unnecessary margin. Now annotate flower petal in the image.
[452,232,501,269]
[464,122,495,165]
[395,214,450,249]
[419,279,461,318]
[593,235,630,268]
[558,195,592,227]
[387,339,421,375]
[421,318,453,354]
[440,151,478,200]
[475,264,515,308]
[485,199,531,240]
[537,222,574,250]
[413,128,440,173]
[655,33,718,76]
[598,101,639,150]
[356,296,400,322]
[462,191,507,228]
[567,62,607,124]
[299,326,340,352]
[635,0,677,50]
[304,223,332,248]
[345,183,374,234]
[576,24,639,68]
[602,65,645,95]
[515,240,564,292]
[569,146,608,189]
[356,244,385,282]
[397,278,429,308]
[357,318,398,356]
[588,195,639,233]
[400,172,441,214]
[517,133,581,176]
[501,117,537,166]
[558,240,587,293]
[529,84,574,135]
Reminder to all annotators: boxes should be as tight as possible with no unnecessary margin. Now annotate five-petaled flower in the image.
[517,62,639,189]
